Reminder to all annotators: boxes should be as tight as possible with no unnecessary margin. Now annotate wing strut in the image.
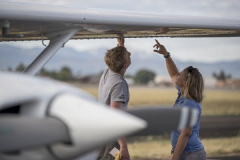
[23,28,80,76]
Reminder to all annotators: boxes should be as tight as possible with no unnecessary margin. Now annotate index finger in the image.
[155,39,160,45]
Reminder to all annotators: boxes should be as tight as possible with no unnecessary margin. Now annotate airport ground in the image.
[75,84,240,116]
[72,84,240,160]
[135,155,240,160]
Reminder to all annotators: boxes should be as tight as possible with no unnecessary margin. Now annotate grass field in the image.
[128,137,240,159]
[72,84,240,158]
[75,84,240,116]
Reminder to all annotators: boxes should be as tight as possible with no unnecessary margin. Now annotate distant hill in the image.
[1,45,240,79]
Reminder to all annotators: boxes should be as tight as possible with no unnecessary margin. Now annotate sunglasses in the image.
[187,67,197,77]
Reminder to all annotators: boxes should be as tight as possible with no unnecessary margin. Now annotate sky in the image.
[1,0,240,63]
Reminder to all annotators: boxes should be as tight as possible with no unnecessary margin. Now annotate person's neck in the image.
[118,68,126,77]
[180,86,185,97]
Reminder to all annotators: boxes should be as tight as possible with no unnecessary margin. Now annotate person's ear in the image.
[123,63,127,69]
[183,81,187,86]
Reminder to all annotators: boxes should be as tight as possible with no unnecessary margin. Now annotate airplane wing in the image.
[0,1,240,42]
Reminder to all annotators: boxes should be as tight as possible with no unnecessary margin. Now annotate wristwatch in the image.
[164,52,170,58]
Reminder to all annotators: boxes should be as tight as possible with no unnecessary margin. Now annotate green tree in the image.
[125,74,134,78]
[134,69,156,84]
[57,66,73,81]
[40,68,49,77]
[50,70,59,80]
[38,66,74,81]
[212,70,231,81]
[15,63,25,72]
[7,67,13,71]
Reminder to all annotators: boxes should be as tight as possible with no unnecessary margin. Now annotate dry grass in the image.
[202,90,240,115]
[202,137,240,155]
[128,138,172,159]
[75,84,240,116]
[127,137,240,159]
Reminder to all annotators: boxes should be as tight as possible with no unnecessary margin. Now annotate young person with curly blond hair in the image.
[98,37,131,160]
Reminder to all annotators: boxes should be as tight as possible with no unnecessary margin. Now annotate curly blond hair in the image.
[104,46,127,73]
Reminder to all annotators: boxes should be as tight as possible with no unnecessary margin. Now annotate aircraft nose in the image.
[47,93,147,159]
[0,72,146,160]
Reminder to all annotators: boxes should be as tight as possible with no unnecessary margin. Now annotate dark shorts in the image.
[97,141,120,160]
[179,148,207,160]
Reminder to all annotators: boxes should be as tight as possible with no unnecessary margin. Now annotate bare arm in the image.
[117,34,124,46]
[172,127,192,160]
[153,39,178,86]
[110,101,130,160]
[165,56,178,86]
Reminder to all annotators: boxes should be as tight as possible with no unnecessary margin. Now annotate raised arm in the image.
[153,39,179,87]
[117,34,125,46]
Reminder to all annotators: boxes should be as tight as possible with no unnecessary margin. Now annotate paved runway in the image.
[207,155,240,160]
[136,155,240,160]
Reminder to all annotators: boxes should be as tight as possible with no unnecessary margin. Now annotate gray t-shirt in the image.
[98,68,129,110]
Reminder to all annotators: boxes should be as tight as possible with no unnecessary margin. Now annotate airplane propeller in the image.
[128,107,198,136]
[0,72,197,160]
[0,72,146,159]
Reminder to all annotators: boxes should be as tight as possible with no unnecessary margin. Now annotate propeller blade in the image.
[0,116,70,152]
[127,107,198,136]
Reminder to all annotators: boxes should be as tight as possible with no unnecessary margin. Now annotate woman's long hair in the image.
[183,66,204,103]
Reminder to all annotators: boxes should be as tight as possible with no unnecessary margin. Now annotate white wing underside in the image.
[0,2,240,42]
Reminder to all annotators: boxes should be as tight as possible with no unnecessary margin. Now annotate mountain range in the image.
[1,45,240,79]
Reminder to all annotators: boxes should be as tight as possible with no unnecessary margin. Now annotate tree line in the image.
[11,63,74,82]
[9,63,232,84]
[10,63,157,84]
[212,70,231,81]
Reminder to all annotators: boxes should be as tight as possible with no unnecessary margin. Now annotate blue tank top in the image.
[171,86,204,152]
